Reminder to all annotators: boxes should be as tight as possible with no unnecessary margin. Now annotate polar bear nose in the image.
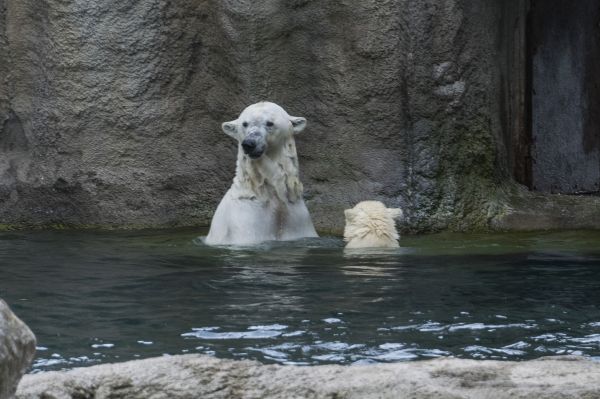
[241,138,257,154]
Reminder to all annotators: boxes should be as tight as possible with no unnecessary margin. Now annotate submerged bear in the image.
[344,201,403,249]
[205,102,318,246]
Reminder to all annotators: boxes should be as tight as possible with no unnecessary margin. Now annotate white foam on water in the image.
[502,341,530,350]
[69,356,91,362]
[352,358,377,365]
[267,343,300,351]
[495,348,527,356]
[390,324,418,331]
[247,348,288,359]
[464,345,492,354]
[415,349,451,357]
[311,354,346,362]
[373,350,419,361]
[32,358,67,368]
[418,322,445,332]
[282,330,305,337]
[314,342,355,351]
[31,354,100,370]
[182,330,282,339]
[448,323,536,332]
[390,321,538,334]
[379,343,405,350]
[248,324,288,331]
[323,318,343,324]
[570,334,600,344]
[463,345,525,356]
[532,333,569,342]
[91,343,114,348]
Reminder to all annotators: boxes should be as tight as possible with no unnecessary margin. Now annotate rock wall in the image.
[530,0,600,194]
[0,0,589,233]
[16,354,600,399]
[0,300,36,399]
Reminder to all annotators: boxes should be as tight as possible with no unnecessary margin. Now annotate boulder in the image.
[0,299,36,399]
[16,354,600,399]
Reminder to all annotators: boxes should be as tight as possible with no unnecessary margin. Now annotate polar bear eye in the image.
[242,122,248,128]
[266,121,274,127]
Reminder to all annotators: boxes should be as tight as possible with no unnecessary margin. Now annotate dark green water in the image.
[1,229,600,373]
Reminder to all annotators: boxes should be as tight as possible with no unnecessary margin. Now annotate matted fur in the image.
[344,201,403,248]
[205,102,317,246]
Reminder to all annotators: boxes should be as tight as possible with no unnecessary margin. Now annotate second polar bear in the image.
[205,102,318,246]
[344,201,403,249]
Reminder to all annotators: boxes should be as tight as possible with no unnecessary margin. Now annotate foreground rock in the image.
[17,354,600,399]
[0,300,36,399]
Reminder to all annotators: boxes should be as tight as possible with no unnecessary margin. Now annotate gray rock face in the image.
[0,1,595,232]
[0,1,516,232]
[530,0,600,194]
[0,299,36,399]
[16,354,600,399]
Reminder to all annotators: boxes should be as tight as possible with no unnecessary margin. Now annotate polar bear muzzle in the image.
[241,137,264,159]
[241,129,266,159]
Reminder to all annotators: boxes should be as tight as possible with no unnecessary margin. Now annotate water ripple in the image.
[2,229,600,372]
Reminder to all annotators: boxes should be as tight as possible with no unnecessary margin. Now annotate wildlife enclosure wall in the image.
[529,0,600,194]
[0,0,597,232]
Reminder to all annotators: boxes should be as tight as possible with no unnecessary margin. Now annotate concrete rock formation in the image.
[0,1,596,232]
[16,354,600,399]
[0,299,36,399]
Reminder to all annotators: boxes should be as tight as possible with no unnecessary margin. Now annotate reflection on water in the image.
[0,229,600,372]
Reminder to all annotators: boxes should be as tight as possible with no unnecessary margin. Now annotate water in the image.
[1,229,600,372]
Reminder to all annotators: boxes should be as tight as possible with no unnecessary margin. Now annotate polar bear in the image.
[343,201,403,249]
[205,102,318,246]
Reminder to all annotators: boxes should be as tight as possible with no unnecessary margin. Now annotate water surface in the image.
[1,229,599,372]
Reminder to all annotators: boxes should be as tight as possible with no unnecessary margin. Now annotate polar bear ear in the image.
[290,116,307,134]
[387,208,403,220]
[344,209,356,222]
[222,120,240,139]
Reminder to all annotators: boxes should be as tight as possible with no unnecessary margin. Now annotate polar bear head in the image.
[344,201,403,248]
[221,102,307,159]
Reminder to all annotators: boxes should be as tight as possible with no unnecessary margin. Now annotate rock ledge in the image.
[17,354,600,399]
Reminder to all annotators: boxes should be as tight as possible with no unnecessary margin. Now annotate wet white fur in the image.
[205,102,318,246]
[344,201,403,249]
